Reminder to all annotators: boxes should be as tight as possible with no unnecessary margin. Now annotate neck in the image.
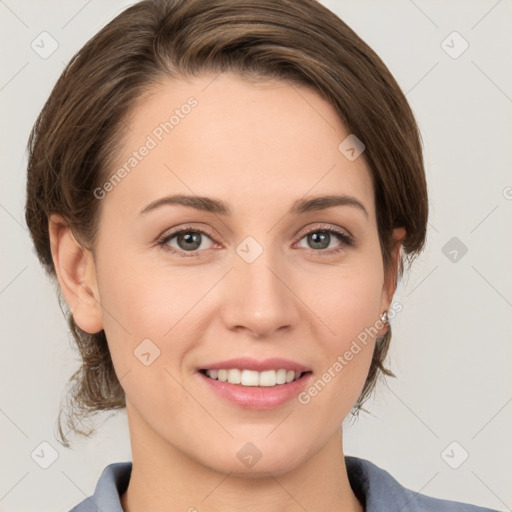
[121,405,363,512]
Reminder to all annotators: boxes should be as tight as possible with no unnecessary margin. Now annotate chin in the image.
[195,439,308,478]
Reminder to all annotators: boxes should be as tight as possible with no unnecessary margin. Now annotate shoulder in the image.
[345,456,500,512]
[68,461,132,512]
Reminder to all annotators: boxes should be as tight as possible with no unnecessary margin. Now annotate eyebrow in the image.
[139,193,368,218]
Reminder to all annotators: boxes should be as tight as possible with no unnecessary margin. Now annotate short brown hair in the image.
[25,0,428,447]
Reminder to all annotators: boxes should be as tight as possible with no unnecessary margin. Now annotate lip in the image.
[198,357,311,373]
[198,371,313,409]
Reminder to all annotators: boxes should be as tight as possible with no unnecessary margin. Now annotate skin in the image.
[49,72,405,512]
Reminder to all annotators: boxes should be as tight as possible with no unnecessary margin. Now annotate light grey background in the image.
[1,1,511,511]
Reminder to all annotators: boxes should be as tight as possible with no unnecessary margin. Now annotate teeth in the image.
[259,370,276,387]
[276,369,287,384]
[227,368,241,384]
[241,370,259,386]
[204,368,303,387]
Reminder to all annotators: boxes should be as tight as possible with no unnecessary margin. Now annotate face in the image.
[72,73,402,475]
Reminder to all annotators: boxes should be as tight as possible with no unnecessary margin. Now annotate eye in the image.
[158,226,216,258]
[157,223,354,258]
[295,225,353,255]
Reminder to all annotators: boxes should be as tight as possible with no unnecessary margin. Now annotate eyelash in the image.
[157,224,354,259]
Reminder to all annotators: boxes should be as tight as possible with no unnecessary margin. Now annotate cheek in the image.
[93,258,199,419]
[292,287,383,441]
[95,249,218,371]
[305,258,385,342]
[298,253,385,404]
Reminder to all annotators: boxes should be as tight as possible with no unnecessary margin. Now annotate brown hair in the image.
[25,0,428,447]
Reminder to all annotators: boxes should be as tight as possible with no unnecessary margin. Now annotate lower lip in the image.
[197,371,313,409]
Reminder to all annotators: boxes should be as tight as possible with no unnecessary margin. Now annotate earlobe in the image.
[48,214,103,334]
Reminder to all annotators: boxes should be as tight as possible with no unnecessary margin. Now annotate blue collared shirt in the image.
[68,456,500,511]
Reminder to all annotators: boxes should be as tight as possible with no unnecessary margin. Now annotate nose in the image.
[220,249,301,339]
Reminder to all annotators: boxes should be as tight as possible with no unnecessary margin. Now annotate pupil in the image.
[179,231,201,251]
[310,232,329,249]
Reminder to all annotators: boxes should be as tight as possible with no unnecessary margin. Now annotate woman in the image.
[24,0,500,510]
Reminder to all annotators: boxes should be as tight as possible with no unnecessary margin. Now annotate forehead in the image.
[103,72,375,221]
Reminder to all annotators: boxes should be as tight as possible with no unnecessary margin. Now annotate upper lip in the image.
[199,357,311,373]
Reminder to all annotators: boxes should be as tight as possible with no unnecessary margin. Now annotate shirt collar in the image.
[71,456,430,512]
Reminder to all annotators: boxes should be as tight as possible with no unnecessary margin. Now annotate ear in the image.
[48,214,103,334]
[380,226,406,312]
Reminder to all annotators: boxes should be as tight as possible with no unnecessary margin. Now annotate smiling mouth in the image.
[199,368,312,387]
